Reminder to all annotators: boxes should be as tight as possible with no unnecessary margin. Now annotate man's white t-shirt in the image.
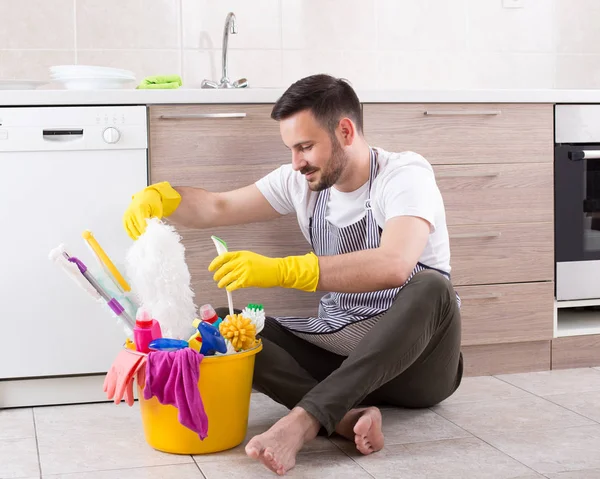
[255,147,451,275]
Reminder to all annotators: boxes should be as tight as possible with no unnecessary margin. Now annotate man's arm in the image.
[169,184,282,229]
[315,215,431,293]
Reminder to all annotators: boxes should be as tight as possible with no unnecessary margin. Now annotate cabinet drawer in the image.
[434,163,553,225]
[455,282,554,346]
[149,104,289,174]
[449,222,553,286]
[363,103,553,165]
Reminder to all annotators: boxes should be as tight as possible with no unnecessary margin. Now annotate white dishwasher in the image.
[0,106,148,407]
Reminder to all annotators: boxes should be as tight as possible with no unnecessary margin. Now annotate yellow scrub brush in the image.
[219,314,257,352]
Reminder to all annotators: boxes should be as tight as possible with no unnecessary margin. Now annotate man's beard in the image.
[305,137,347,192]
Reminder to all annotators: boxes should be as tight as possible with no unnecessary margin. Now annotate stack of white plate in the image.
[49,65,136,90]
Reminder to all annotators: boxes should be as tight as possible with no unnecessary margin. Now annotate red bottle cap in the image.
[135,308,153,328]
[199,304,218,324]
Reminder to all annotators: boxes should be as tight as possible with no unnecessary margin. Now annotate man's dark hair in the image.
[271,74,363,135]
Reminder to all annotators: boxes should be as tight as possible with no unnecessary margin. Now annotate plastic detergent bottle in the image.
[134,308,162,353]
[199,304,219,325]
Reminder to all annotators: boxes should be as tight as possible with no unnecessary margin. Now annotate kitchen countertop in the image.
[4,88,600,106]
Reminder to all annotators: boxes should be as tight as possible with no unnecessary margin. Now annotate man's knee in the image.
[403,269,455,304]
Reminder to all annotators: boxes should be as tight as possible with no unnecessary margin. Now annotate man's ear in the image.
[338,117,356,146]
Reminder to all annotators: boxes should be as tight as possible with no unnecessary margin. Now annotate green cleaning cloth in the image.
[136,75,182,89]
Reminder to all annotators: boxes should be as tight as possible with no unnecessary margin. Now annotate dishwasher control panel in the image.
[96,110,128,126]
[0,105,147,152]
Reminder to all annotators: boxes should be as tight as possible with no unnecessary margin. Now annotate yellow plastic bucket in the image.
[138,341,262,455]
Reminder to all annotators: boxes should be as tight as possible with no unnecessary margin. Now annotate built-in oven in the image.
[555,104,600,301]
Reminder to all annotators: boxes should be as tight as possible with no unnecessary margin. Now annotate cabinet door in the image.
[149,104,322,318]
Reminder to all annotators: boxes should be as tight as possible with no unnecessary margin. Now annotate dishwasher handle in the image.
[42,129,84,141]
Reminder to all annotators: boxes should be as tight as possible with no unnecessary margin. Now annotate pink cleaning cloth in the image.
[143,348,208,439]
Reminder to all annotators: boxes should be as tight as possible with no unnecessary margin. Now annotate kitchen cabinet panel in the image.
[449,222,553,286]
[363,103,553,165]
[455,282,554,346]
[433,162,553,225]
[149,104,288,170]
[461,340,551,377]
[552,335,600,369]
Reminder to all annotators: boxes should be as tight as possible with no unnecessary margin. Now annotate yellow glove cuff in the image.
[148,181,181,217]
[278,252,320,292]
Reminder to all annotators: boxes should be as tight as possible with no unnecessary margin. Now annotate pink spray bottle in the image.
[134,308,162,353]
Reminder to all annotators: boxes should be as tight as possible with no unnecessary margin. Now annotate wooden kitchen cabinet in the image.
[363,102,555,374]
[433,163,553,225]
[363,103,554,165]
[149,104,322,318]
[449,222,554,286]
[551,335,600,369]
[461,340,551,376]
[149,101,557,376]
[455,282,554,346]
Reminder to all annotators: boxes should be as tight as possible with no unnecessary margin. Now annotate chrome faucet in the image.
[201,12,248,89]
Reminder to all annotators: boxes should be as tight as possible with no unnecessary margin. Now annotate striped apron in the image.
[275,148,457,356]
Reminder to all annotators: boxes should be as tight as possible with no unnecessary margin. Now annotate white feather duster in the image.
[125,218,197,339]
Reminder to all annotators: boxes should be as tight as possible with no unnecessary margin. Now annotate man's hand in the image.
[123,181,182,240]
[208,250,320,292]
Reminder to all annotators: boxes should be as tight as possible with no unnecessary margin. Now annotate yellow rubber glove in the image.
[208,251,320,292]
[123,181,181,240]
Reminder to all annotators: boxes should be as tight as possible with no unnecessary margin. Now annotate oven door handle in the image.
[568,150,600,161]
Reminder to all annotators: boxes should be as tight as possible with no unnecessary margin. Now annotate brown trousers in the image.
[217,269,463,436]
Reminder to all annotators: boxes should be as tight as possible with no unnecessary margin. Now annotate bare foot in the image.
[245,407,320,476]
[335,407,384,455]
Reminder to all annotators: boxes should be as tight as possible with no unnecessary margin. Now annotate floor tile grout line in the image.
[31,408,42,478]
[459,374,600,426]
[329,437,377,478]
[492,374,558,399]
[35,462,198,476]
[192,456,207,478]
[492,367,600,396]
[431,402,600,437]
[541,394,600,426]
[498,384,600,426]
[428,406,481,438]
[427,407,545,477]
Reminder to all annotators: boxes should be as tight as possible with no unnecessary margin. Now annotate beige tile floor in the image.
[2,367,600,478]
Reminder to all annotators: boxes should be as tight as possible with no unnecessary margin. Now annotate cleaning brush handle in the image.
[211,235,234,317]
[226,290,234,317]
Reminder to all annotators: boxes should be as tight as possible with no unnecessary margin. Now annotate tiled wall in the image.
[0,0,597,90]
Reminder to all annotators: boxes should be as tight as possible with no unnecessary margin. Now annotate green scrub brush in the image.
[242,303,265,334]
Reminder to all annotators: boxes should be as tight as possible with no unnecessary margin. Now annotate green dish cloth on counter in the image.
[137,75,182,89]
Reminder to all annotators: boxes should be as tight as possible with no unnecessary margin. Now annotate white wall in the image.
[0,0,597,90]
